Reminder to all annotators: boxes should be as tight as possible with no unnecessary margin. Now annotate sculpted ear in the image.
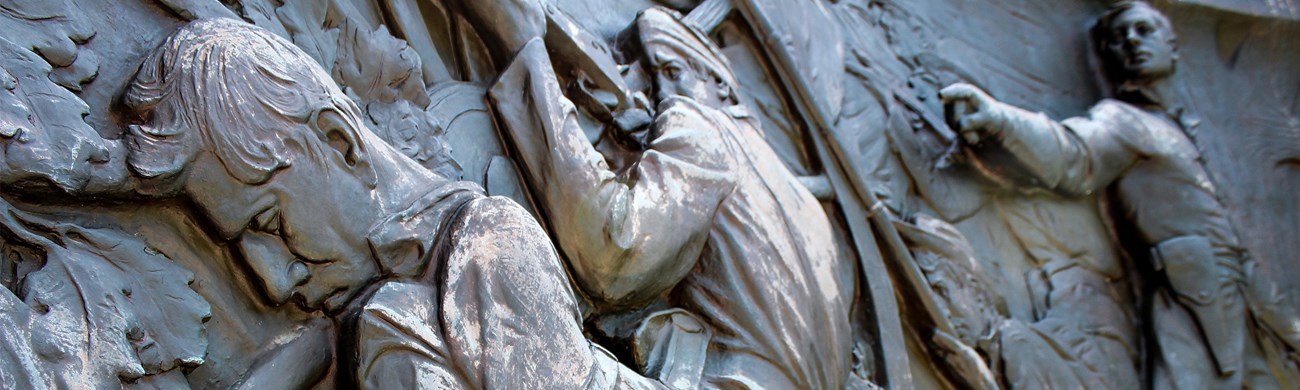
[313,107,377,187]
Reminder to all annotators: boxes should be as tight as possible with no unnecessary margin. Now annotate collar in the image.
[365,180,484,278]
[1115,81,1163,108]
[1115,81,1201,130]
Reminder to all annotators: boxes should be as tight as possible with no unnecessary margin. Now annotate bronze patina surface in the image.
[0,0,1295,388]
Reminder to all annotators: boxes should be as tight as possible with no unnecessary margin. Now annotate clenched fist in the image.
[939,83,1007,146]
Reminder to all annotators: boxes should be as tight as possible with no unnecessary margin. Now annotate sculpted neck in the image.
[1115,74,1176,109]
[363,141,472,278]
[365,136,451,216]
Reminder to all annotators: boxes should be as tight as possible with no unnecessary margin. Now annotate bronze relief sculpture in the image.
[937,3,1292,388]
[491,8,852,388]
[0,0,1295,389]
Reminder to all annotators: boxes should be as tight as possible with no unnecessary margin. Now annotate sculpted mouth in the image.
[289,287,344,312]
[1128,49,1152,64]
[320,287,356,313]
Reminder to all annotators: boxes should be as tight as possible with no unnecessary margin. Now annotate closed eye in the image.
[251,206,281,236]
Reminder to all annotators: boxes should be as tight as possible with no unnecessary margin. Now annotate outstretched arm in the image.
[490,40,736,308]
[939,83,1138,196]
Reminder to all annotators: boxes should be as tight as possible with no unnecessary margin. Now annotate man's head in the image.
[123,19,391,313]
[635,7,738,108]
[1095,1,1177,84]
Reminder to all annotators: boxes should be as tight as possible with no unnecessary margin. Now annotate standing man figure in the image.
[940,2,1267,387]
[492,8,852,389]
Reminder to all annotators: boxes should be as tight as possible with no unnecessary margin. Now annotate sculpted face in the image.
[1101,5,1176,81]
[645,46,719,107]
[172,113,382,314]
[636,9,736,110]
[123,19,391,314]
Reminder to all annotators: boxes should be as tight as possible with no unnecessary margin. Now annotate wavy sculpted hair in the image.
[124,18,371,187]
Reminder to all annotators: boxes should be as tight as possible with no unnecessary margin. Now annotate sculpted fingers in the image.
[940,83,1000,144]
[938,83,992,109]
[932,330,1000,390]
[939,83,975,103]
[959,111,997,144]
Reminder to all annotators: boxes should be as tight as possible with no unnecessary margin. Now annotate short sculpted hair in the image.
[1093,1,1176,56]
[124,18,370,186]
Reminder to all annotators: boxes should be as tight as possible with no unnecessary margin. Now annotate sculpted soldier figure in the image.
[940,2,1260,387]
[492,8,851,389]
[122,18,661,389]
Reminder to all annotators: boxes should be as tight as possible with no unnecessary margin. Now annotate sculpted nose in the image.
[1125,28,1142,46]
[238,232,312,306]
[656,87,673,106]
[653,74,672,103]
[286,261,311,290]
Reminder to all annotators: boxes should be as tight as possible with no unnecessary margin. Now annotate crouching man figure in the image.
[122,18,660,389]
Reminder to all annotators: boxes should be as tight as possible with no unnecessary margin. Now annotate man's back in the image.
[350,186,662,388]
[659,99,852,389]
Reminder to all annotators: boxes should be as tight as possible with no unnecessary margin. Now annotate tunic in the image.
[491,39,852,389]
[983,98,1239,247]
[968,98,1253,388]
[346,182,660,389]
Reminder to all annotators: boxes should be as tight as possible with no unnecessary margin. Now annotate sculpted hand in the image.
[939,83,1005,145]
[235,318,334,390]
[931,330,1000,390]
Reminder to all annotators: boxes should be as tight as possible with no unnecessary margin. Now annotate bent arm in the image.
[490,40,735,307]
